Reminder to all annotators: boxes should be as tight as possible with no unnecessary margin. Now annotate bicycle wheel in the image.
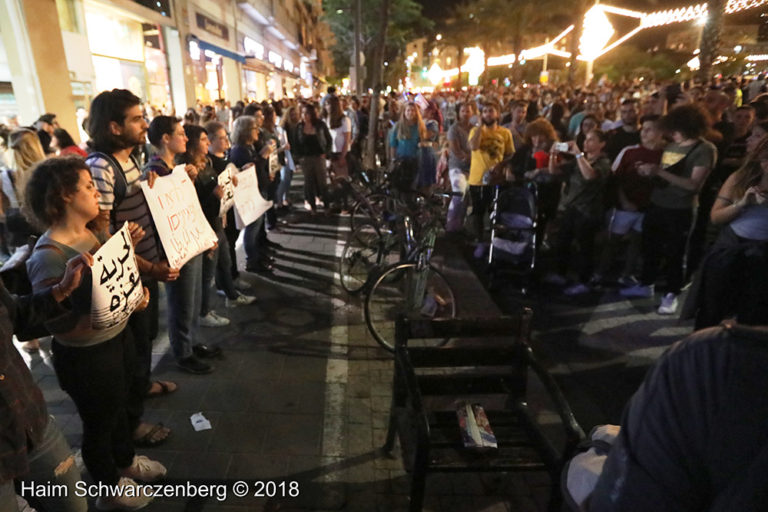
[339,224,382,294]
[364,262,457,352]
[350,193,389,231]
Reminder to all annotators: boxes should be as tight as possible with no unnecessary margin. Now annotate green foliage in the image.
[322,0,432,84]
[594,45,682,82]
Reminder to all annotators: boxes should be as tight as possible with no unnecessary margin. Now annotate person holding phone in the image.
[543,130,611,295]
[621,104,717,316]
[681,137,768,329]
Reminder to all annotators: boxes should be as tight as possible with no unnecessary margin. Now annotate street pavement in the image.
[17,172,692,511]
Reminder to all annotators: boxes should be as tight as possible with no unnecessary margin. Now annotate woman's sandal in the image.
[133,423,171,448]
[145,380,178,398]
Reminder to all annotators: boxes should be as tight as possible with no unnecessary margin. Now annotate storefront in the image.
[242,36,269,101]
[187,9,243,104]
[83,0,172,108]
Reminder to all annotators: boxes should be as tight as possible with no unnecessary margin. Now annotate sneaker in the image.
[94,477,153,510]
[617,275,639,288]
[199,311,230,327]
[542,273,567,287]
[657,293,679,315]
[564,283,590,296]
[225,293,257,308]
[120,455,167,483]
[176,356,214,375]
[620,284,654,298]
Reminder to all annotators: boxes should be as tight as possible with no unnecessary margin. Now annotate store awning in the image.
[190,36,246,63]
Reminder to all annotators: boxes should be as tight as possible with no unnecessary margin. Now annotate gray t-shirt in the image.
[27,232,128,346]
[447,122,471,172]
[651,139,717,210]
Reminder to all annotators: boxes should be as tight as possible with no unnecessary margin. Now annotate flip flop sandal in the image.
[133,423,170,448]
[145,380,178,398]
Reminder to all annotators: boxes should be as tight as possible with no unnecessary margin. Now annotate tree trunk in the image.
[456,45,464,89]
[512,34,523,84]
[697,0,727,84]
[364,0,391,170]
[567,5,584,84]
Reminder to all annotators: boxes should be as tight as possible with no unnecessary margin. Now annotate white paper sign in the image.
[218,163,236,217]
[233,166,273,229]
[140,165,218,268]
[91,222,144,330]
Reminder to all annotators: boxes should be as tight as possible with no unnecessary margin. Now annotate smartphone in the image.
[553,142,569,153]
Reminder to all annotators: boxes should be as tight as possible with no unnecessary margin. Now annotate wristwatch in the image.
[575,152,584,159]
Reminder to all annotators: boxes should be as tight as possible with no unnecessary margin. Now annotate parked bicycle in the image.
[362,194,456,352]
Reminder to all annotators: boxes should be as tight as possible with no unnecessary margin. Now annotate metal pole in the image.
[353,0,362,94]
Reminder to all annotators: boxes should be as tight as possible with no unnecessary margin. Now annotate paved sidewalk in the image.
[19,175,554,511]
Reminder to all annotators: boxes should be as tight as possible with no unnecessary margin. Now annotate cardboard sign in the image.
[140,165,218,268]
[233,166,273,229]
[91,222,144,329]
[218,163,237,217]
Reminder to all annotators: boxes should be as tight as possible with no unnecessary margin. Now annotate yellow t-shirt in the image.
[468,125,515,185]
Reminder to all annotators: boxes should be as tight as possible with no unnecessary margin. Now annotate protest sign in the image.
[91,222,144,329]
[218,163,236,217]
[140,165,218,268]
[233,166,273,229]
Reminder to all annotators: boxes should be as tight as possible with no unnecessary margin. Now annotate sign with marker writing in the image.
[140,165,218,268]
[91,222,144,329]
[233,166,273,229]
[218,163,236,217]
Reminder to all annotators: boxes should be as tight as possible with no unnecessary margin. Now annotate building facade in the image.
[0,0,332,136]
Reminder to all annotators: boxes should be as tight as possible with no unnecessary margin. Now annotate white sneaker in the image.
[564,283,590,296]
[199,311,230,327]
[94,477,153,510]
[120,455,167,483]
[657,293,679,315]
[620,284,654,298]
[225,293,257,308]
[543,273,567,287]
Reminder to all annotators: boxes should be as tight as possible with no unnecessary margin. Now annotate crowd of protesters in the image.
[0,71,767,510]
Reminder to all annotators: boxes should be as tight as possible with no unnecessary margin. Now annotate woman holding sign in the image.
[144,116,222,374]
[24,157,166,510]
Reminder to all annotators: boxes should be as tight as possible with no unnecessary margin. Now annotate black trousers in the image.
[555,207,601,283]
[639,205,694,295]
[469,185,493,240]
[52,330,136,485]
[125,279,158,433]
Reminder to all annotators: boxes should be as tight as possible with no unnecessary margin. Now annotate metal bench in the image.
[382,311,585,511]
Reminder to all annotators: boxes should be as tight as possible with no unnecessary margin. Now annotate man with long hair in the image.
[86,89,178,446]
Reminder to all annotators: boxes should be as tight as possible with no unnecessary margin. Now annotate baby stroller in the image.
[487,182,538,292]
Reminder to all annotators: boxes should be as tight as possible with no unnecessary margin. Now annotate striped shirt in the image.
[88,155,159,263]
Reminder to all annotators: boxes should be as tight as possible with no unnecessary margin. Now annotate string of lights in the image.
[427,0,767,84]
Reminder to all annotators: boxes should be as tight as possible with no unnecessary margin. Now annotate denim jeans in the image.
[0,416,87,512]
[200,245,219,316]
[276,164,294,205]
[52,330,135,485]
[243,215,265,270]
[214,225,239,300]
[165,254,203,360]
